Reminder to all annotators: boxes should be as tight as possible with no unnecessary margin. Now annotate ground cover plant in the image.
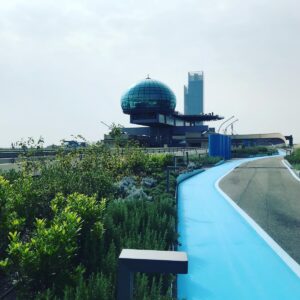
[286,148,300,170]
[293,164,300,170]
[188,154,222,169]
[0,140,177,299]
[231,146,277,158]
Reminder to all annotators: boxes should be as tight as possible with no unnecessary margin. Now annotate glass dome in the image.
[121,78,176,114]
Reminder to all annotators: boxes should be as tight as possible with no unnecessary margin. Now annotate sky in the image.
[0,0,300,147]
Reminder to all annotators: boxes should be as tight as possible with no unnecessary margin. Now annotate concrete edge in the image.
[282,159,300,183]
[214,159,225,166]
[215,162,300,279]
[176,169,205,185]
[283,159,292,168]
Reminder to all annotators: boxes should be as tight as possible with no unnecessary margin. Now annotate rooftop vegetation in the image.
[188,154,222,168]
[231,146,278,158]
[286,148,300,170]
[0,139,178,299]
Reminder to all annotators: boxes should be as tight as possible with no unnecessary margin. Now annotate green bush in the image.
[2,213,81,294]
[0,175,34,257]
[0,143,177,299]
[286,149,300,166]
[293,164,300,170]
[189,154,222,167]
[231,146,277,157]
[1,193,106,296]
[33,147,115,200]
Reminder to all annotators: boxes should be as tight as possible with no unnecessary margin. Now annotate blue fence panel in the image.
[224,136,231,159]
[209,134,231,160]
[209,134,220,157]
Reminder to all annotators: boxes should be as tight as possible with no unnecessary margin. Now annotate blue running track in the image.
[177,158,300,300]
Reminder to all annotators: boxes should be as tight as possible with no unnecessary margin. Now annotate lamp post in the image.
[217,115,234,133]
[224,119,239,135]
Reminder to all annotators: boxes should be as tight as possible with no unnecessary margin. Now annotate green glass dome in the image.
[121,78,176,114]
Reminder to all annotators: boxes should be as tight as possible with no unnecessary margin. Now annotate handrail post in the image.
[166,167,170,192]
[117,249,188,300]
[117,262,133,300]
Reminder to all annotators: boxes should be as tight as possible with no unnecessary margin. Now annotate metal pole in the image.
[223,119,239,135]
[117,262,133,300]
[100,121,110,129]
[117,249,188,300]
[217,115,234,133]
[166,168,170,192]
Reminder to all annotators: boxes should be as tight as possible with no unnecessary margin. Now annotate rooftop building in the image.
[184,71,204,115]
[104,74,291,148]
[110,76,222,147]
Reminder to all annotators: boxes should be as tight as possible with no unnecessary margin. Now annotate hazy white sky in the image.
[1,0,300,146]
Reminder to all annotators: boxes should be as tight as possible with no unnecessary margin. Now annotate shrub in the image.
[0,142,176,299]
[2,212,81,294]
[189,154,222,167]
[231,146,277,157]
[1,193,106,296]
[286,149,300,165]
[141,177,157,188]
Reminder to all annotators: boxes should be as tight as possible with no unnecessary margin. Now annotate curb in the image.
[214,160,225,166]
[282,159,300,182]
[176,169,205,185]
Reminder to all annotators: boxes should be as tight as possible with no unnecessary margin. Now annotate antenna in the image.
[100,121,110,129]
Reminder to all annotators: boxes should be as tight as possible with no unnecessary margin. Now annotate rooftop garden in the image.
[286,148,300,170]
[0,139,178,299]
[231,146,278,158]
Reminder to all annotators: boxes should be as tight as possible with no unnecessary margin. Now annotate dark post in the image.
[117,249,188,300]
[186,151,189,165]
[117,262,133,300]
[166,167,170,192]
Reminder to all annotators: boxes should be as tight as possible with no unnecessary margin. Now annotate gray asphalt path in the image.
[220,157,300,263]
[0,163,20,172]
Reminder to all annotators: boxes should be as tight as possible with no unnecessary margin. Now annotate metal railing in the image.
[117,249,188,300]
[143,147,207,154]
[0,147,208,165]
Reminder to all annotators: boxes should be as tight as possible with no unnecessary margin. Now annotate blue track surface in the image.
[177,158,300,300]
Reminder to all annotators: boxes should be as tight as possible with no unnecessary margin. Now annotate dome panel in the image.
[121,78,176,114]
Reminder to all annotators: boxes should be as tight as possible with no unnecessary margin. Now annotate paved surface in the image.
[178,157,300,300]
[220,157,300,264]
[0,163,20,173]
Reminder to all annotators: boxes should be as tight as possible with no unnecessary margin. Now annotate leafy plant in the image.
[286,148,300,166]
[0,140,177,299]
[231,146,277,157]
[1,193,106,296]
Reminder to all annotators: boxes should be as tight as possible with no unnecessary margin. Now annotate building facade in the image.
[105,76,222,147]
[184,71,204,115]
[103,74,291,148]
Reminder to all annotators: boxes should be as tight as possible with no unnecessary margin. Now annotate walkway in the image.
[220,157,300,263]
[177,157,300,300]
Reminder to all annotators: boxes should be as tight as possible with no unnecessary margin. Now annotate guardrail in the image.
[143,147,207,154]
[0,156,56,164]
[0,147,208,165]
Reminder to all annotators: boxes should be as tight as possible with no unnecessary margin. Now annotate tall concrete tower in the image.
[184,71,204,115]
